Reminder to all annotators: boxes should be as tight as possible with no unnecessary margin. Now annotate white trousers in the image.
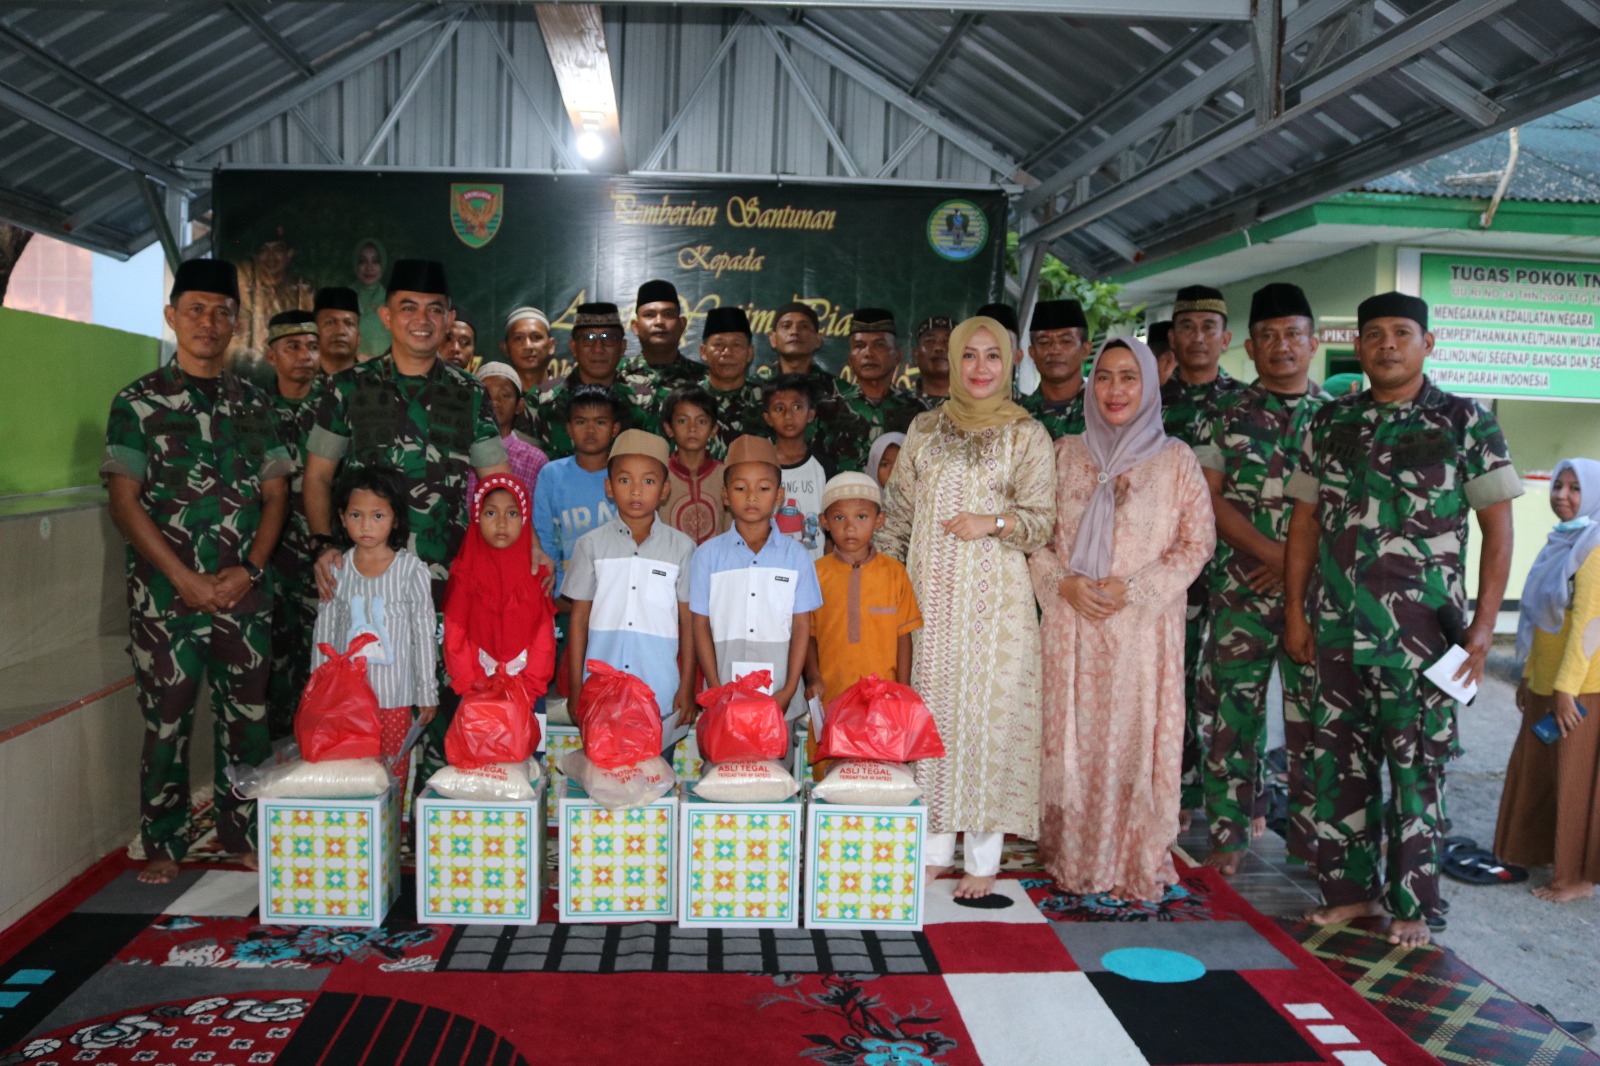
[925,831,1004,877]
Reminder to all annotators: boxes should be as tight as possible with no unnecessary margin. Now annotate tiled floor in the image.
[1174,816,1322,919]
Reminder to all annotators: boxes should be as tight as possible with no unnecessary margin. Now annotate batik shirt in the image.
[102,364,292,617]
[1284,378,1523,669]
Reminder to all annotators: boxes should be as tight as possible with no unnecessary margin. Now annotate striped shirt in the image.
[310,549,439,709]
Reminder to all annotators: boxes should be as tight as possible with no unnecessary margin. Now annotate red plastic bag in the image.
[445,670,539,769]
[296,633,383,762]
[574,661,662,768]
[695,670,787,763]
[818,675,945,763]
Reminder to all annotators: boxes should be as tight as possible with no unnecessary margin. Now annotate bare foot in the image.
[1304,899,1384,925]
[1532,880,1596,903]
[138,859,180,885]
[925,865,956,880]
[1202,848,1244,876]
[1387,917,1431,947]
[1250,816,1266,840]
[953,873,997,899]
[238,851,259,872]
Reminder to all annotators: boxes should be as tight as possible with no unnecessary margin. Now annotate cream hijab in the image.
[944,316,1031,432]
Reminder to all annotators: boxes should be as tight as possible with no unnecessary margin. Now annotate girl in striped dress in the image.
[310,465,437,786]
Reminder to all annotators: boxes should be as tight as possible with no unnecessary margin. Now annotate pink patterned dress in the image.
[1029,436,1215,900]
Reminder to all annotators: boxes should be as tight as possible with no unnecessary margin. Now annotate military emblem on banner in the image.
[926,199,988,262]
[451,183,504,248]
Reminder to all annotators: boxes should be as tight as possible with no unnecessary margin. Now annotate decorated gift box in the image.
[543,723,583,826]
[670,730,705,782]
[804,793,927,931]
[258,785,401,928]
[679,791,803,929]
[415,782,546,925]
[557,777,678,922]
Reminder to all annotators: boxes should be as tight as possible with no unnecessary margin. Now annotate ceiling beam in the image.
[909,13,976,99]
[357,13,463,165]
[475,4,584,170]
[0,190,132,259]
[1395,56,1504,126]
[536,3,626,173]
[132,172,180,270]
[288,105,342,163]
[0,23,191,147]
[752,11,1019,179]
[641,15,748,171]
[0,78,193,189]
[875,124,931,178]
[1022,0,1519,247]
[225,2,316,79]
[178,5,457,164]
[762,25,861,177]
[1016,0,1348,214]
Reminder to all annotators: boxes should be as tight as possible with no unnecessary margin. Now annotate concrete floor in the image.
[1180,643,1599,1050]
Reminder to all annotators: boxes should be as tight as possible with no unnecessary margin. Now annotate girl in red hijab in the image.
[444,475,557,700]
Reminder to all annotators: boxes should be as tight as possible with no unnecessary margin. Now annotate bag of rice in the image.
[427,759,542,802]
[811,759,920,806]
[229,757,390,799]
[691,759,800,803]
[560,750,675,809]
[545,694,573,726]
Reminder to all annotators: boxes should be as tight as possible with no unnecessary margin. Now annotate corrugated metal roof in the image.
[1361,97,1600,202]
[1,0,1599,281]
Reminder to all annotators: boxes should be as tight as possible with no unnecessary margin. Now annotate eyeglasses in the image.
[575,331,623,344]
[704,342,750,356]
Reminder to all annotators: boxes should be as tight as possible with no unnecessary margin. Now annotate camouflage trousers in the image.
[1197,594,1319,860]
[129,607,273,860]
[1179,599,1208,810]
[1312,655,1455,922]
[265,582,318,741]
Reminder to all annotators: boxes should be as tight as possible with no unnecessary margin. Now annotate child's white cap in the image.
[822,472,881,511]
[475,361,522,390]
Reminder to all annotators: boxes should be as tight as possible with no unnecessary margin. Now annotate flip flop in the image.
[1443,846,1528,885]
[953,893,1015,910]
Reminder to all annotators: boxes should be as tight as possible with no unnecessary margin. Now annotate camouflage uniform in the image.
[308,355,507,784]
[1285,377,1522,920]
[705,379,768,460]
[522,371,657,460]
[1193,382,1327,860]
[1161,368,1246,808]
[264,380,322,739]
[753,362,866,473]
[102,364,292,860]
[916,386,950,409]
[1018,389,1086,440]
[836,382,930,472]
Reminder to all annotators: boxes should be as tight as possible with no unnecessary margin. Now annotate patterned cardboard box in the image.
[679,792,802,928]
[416,782,546,925]
[804,796,926,931]
[670,731,705,782]
[556,777,678,922]
[258,785,401,928]
[544,724,583,826]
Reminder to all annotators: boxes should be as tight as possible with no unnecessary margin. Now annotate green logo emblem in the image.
[451,183,503,248]
[927,199,987,261]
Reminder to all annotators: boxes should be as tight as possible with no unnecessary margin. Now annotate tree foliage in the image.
[1006,232,1144,342]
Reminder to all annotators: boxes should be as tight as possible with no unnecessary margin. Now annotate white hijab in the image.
[1517,457,1600,662]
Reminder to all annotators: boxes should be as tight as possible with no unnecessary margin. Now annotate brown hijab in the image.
[943,315,1031,432]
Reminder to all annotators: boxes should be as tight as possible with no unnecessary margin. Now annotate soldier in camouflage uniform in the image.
[1192,284,1328,874]
[756,301,864,473]
[1284,291,1520,947]
[526,302,658,456]
[621,279,705,400]
[103,260,291,883]
[303,261,543,789]
[911,315,953,408]
[1018,299,1092,439]
[1160,285,1247,814]
[313,286,362,377]
[836,308,928,472]
[261,311,323,740]
[698,306,766,459]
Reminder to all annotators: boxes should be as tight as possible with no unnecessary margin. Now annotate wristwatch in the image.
[994,516,1007,535]
[242,561,264,587]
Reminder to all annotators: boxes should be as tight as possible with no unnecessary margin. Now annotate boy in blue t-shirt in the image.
[531,384,622,605]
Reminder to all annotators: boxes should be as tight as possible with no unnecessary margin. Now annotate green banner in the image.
[1419,251,1600,401]
[213,169,1006,379]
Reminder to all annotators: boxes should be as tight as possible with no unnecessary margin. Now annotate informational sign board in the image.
[212,169,1006,378]
[1417,251,1600,401]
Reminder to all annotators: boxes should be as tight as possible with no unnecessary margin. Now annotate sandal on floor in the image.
[1443,846,1528,885]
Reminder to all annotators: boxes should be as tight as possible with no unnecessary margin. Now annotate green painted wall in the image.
[0,308,160,496]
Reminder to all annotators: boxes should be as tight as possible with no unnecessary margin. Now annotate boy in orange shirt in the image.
[804,472,922,776]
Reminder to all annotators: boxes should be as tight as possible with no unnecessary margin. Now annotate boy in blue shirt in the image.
[690,435,824,723]
[532,384,623,601]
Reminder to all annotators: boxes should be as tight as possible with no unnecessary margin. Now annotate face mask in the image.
[1553,515,1593,533]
